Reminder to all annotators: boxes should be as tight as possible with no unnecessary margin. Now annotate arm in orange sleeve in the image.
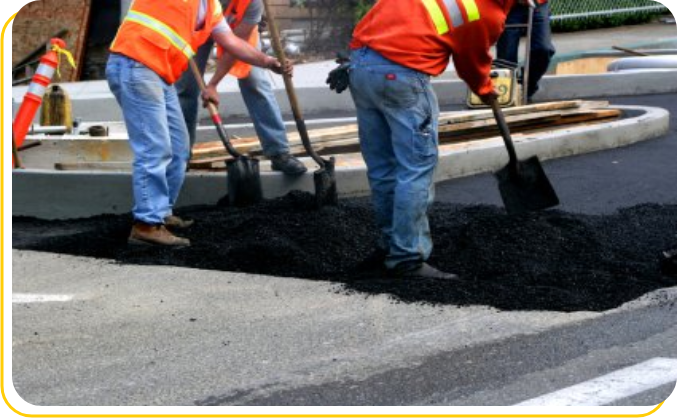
[449,4,508,97]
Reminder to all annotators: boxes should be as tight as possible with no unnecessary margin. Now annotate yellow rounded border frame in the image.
[0,5,665,418]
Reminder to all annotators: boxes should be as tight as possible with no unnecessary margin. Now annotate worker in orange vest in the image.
[341,0,515,280]
[107,0,291,247]
[497,0,556,103]
[176,0,307,175]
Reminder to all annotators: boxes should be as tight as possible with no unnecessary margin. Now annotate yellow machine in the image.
[466,68,520,108]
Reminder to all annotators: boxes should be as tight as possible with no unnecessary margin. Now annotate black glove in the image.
[326,53,351,94]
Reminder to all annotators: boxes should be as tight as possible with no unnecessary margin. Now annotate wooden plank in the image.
[247,100,599,155]
[281,108,621,157]
[188,156,230,170]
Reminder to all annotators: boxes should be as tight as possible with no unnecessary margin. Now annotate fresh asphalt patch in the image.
[12,192,677,312]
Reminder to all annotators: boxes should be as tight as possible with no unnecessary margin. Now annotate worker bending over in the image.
[176,0,307,175]
[344,0,515,279]
[107,0,290,247]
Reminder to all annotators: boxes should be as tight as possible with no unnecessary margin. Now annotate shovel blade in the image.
[313,157,338,207]
[661,247,677,278]
[226,156,263,207]
[495,156,559,215]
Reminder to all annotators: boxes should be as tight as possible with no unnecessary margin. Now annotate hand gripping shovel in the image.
[189,59,263,207]
[262,0,338,207]
[490,98,559,214]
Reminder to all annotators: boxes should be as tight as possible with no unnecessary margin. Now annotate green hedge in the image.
[550,0,670,32]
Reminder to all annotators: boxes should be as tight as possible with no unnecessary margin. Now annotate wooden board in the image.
[277,108,621,157]
[189,101,620,163]
[12,0,92,82]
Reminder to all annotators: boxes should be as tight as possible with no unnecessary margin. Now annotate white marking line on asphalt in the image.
[12,294,74,303]
[516,357,677,406]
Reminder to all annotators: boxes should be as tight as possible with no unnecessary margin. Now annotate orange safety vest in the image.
[111,0,224,84]
[351,0,511,77]
[223,0,258,79]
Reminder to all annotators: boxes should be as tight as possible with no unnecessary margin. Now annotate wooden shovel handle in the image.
[261,0,325,167]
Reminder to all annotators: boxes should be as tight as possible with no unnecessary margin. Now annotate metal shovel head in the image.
[661,247,677,278]
[495,155,559,215]
[313,157,338,207]
[226,156,263,207]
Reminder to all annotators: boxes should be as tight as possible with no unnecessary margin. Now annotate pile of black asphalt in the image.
[12,192,677,312]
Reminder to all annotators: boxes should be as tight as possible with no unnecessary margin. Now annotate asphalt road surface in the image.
[10,94,677,408]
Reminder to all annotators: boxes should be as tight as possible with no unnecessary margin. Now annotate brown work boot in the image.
[128,222,190,247]
[164,215,194,230]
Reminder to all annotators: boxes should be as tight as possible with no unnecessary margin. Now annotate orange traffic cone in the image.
[12,38,76,167]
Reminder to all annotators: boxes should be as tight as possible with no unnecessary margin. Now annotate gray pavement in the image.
[10,94,677,407]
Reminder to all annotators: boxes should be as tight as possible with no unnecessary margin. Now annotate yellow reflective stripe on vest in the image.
[421,0,450,35]
[124,10,195,59]
[461,0,481,22]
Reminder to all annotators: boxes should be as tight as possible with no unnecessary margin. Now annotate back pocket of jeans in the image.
[384,74,423,109]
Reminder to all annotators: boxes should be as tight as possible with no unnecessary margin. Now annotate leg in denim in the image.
[165,85,191,214]
[496,2,555,98]
[349,47,438,270]
[238,64,290,157]
[106,54,176,225]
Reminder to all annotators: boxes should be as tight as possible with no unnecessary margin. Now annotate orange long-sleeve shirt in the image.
[350,0,516,97]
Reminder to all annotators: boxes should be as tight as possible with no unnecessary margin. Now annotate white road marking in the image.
[12,294,74,303]
[516,357,677,406]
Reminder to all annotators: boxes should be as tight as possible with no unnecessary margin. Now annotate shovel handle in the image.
[261,0,325,167]
[523,6,534,106]
[12,130,23,169]
[490,99,519,170]
[612,46,649,57]
[188,59,241,158]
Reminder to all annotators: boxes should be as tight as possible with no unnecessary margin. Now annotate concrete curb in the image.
[12,105,669,220]
[13,70,677,122]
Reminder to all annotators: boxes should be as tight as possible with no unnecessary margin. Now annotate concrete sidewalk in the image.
[12,22,677,105]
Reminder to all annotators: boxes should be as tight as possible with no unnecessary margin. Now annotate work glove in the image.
[326,53,351,94]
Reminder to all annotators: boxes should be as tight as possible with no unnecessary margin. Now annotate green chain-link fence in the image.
[550,0,670,32]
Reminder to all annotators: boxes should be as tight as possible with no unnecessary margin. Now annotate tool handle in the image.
[612,46,649,57]
[12,130,23,169]
[522,6,534,106]
[189,59,241,158]
[262,0,324,167]
[490,99,519,170]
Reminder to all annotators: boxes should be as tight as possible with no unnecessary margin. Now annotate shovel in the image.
[490,98,559,214]
[262,0,338,207]
[189,59,263,207]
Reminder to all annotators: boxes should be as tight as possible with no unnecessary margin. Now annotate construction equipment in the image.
[467,68,519,108]
[189,59,263,207]
[490,98,559,214]
[13,38,75,149]
[40,85,73,132]
[262,0,338,207]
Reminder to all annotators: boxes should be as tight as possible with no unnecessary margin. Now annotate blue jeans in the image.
[349,47,439,270]
[496,2,556,98]
[175,40,290,157]
[106,53,190,224]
